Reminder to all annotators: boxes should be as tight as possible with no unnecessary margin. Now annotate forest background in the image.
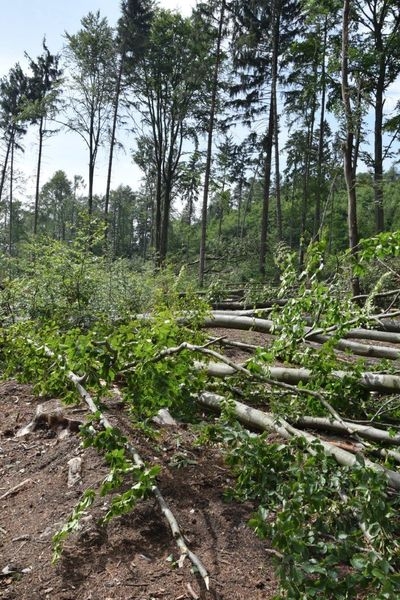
[1,0,399,285]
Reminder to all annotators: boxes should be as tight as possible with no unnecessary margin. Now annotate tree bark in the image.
[259,1,279,277]
[203,312,400,361]
[8,137,14,256]
[374,58,385,233]
[259,90,274,277]
[294,415,400,445]
[314,16,328,239]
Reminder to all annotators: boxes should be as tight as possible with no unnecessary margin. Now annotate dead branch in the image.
[67,371,210,590]
[24,338,210,590]
[207,336,259,353]
[0,479,33,500]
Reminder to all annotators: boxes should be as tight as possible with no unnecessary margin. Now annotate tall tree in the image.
[355,0,400,232]
[284,2,340,251]
[39,170,75,240]
[104,0,154,226]
[341,0,361,296]
[229,0,301,277]
[195,0,227,286]
[64,11,116,214]
[132,9,212,265]
[24,40,62,234]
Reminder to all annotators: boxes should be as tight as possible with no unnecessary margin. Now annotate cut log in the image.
[309,334,400,360]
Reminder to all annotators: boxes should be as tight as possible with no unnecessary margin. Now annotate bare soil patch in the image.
[0,381,277,600]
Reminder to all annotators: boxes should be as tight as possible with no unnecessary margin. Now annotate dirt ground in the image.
[0,380,278,600]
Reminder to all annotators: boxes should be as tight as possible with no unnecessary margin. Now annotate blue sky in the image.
[0,0,196,202]
[0,0,194,73]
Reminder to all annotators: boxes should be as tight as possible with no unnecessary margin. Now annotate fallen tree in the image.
[204,313,400,361]
[197,391,400,490]
[293,415,400,445]
[197,360,400,394]
[25,340,210,590]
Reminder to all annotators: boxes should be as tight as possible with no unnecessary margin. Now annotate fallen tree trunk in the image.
[196,361,400,394]
[197,392,400,490]
[204,314,400,361]
[309,333,400,360]
[374,318,400,333]
[293,416,400,445]
[209,310,400,344]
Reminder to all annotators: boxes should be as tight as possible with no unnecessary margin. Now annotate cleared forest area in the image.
[1,231,400,598]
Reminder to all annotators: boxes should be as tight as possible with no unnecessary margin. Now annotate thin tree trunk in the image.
[105,53,125,236]
[0,135,12,205]
[8,137,14,256]
[341,0,360,296]
[259,99,274,276]
[198,362,400,396]
[374,65,385,233]
[314,17,328,239]
[88,114,95,216]
[199,0,225,287]
[274,111,282,241]
[34,116,44,235]
[259,1,279,277]
[154,163,163,264]
[159,180,172,265]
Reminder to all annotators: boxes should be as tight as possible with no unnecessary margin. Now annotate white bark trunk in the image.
[198,392,400,490]
[196,361,400,394]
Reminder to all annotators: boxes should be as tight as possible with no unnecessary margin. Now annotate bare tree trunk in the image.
[259,1,279,277]
[0,136,12,206]
[105,54,125,236]
[154,163,162,261]
[159,181,172,266]
[314,17,328,239]
[88,114,95,216]
[34,116,44,235]
[341,0,360,297]
[199,0,225,287]
[374,67,385,233]
[259,99,274,277]
[274,112,282,241]
[8,137,14,256]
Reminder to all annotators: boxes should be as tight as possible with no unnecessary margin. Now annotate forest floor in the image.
[0,368,278,600]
